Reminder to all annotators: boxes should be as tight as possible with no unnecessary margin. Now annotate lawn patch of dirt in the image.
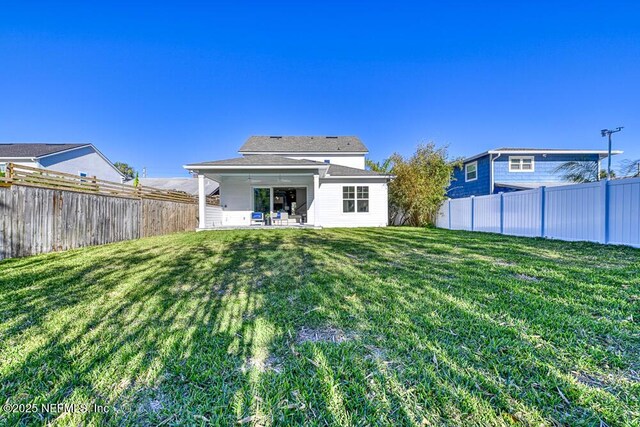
[296,326,357,344]
[515,273,540,282]
[241,355,282,373]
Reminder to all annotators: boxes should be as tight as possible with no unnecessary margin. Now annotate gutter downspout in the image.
[490,153,501,194]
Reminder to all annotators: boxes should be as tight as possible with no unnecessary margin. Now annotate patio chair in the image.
[250,212,264,226]
[271,211,281,226]
[279,212,289,225]
[272,211,289,226]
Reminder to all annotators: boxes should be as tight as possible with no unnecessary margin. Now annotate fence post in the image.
[540,186,546,238]
[499,192,504,235]
[470,196,475,231]
[448,199,452,230]
[5,163,14,184]
[602,180,610,244]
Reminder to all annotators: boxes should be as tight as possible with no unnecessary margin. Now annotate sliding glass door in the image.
[253,188,271,214]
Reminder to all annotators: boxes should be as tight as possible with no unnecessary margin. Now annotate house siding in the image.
[218,176,316,226]
[448,152,602,198]
[215,175,387,227]
[38,146,123,182]
[241,153,365,169]
[493,153,600,184]
[448,155,491,198]
[285,154,365,169]
[316,179,388,227]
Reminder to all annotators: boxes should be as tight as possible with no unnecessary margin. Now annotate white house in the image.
[0,143,124,182]
[184,136,391,228]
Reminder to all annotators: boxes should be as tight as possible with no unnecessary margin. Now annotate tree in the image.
[620,159,640,178]
[554,160,602,183]
[366,158,393,174]
[385,143,459,227]
[114,162,136,180]
[132,172,140,188]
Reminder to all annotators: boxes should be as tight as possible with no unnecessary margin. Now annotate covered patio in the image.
[185,155,330,229]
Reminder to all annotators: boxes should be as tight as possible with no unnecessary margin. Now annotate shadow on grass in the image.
[0,228,638,425]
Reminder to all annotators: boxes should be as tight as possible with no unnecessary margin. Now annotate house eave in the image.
[183,164,330,171]
[323,175,394,179]
[463,148,623,164]
[239,151,368,155]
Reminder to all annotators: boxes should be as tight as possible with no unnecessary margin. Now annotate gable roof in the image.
[462,147,624,163]
[185,154,330,169]
[0,143,90,158]
[326,164,390,178]
[239,136,368,153]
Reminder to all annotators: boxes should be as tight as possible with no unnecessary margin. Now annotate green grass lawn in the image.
[1,228,638,426]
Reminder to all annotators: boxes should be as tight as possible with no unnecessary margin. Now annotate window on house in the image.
[0,163,6,176]
[465,161,477,182]
[343,186,355,212]
[357,186,369,212]
[324,159,331,164]
[509,156,535,172]
[342,186,370,213]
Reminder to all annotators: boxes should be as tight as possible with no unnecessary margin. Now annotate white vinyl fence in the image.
[436,178,640,247]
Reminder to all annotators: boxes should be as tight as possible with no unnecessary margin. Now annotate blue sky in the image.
[1,1,639,177]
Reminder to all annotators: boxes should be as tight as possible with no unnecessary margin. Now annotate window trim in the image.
[465,161,478,182]
[342,186,355,213]
[508,156,535,172]
[356,186,369,213]
[342,185,369,213]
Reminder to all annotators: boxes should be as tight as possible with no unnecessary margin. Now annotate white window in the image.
[356,186,369,212]
[342,186,369,213]
[0,163,6,175]
[509,156,535,172]
[465,161,477,182]
[343,186,355,212]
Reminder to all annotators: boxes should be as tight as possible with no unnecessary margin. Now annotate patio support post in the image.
[313,173,320,226]
[198,174,206,229]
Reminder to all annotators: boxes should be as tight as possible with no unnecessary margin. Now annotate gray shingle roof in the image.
[326,164,389,177]
[493,147,617,152]
[125,177,219,195]
[0,143,90,158]
[186,155,329,168]
[239,136,368,153]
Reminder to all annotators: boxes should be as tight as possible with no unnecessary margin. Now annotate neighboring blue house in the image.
[448,148,623,198]
[0,143,124,182]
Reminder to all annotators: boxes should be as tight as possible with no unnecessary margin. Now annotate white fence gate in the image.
[436,178,640,247]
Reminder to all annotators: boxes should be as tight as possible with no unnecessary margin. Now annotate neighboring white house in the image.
[184,136,392,228]
[0,143,124,182]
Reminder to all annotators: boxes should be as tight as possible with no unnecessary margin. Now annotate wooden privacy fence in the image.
[0,163,218,259]
[3,163,220,205]
[436,178,640,248]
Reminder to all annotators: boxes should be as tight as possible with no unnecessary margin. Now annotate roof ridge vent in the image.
[269,136,282,139]
[325,136,338,139]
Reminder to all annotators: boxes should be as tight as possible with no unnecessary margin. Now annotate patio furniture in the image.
[250,212,264,226]
[279,212,289,225]
[272,211,289,226]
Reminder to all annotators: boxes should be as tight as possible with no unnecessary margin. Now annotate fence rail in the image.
[0,164,220,259]
[2,163,219,205]
[436,178,640,248]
